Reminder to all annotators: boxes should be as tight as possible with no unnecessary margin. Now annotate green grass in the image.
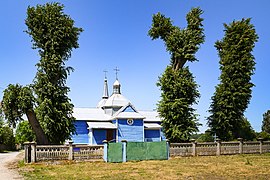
[19,154,270,180]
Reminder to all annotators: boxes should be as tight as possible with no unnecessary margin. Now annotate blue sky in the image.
[0,0,269,132]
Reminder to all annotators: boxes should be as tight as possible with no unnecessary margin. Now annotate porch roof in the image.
[87,122,117,129]
[144,123,162,129]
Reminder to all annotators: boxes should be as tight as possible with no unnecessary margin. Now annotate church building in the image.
[71,74,164,145]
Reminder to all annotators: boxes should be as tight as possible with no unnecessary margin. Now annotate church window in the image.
[127,119,134,125]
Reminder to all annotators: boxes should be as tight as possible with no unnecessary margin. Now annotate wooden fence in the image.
[24,141,103,163]
[170,138,270,157]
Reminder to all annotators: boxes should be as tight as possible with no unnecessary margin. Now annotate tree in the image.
[237,117,256,140]
[15,121,36,145]
[26,2,83,144]
[0,110,15,150]
[1,3,83,144]
[196,131,214,142]
[262,110,270,133]
[2,84,49,144]
[157,66,201,142]
[149,8,205,142]
[149,8,205,71]
[207,19,258,141]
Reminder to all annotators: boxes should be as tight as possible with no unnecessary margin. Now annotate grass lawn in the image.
[19,154,270,180]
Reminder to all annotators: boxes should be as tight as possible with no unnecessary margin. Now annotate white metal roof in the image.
[139,111,160,122]
[73,108,110,121]
[103,93,130,107]
[144,123,162,129]
[73,104,161,122]
[114,111,145,119]
[87,122,117,129]
[73,108,161,122]
[97,98,107,108]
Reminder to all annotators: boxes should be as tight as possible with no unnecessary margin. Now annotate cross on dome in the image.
[103,70,108,79]
[114,67,120,80]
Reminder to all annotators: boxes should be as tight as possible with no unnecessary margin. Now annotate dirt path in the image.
[0,151,24,180]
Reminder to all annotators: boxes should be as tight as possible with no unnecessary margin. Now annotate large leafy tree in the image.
[262,110,270,134]
[149,8,204,142]
[207,19,258,140]
[1,3,83,144]
[2,84,49,144]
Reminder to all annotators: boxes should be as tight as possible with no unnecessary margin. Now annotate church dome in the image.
[97,98,107,108]
[103,93,130,108]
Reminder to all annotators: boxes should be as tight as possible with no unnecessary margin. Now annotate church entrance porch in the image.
[87,122,117,145]
[91,129,116,144]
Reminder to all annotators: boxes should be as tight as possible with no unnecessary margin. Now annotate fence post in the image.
[24,142,31,163]
[30,142,37,163]
[68,140,74,160]
[258,138,263,154]
[166,140,170,159]
[103,140,108,162]
[238,138,243,154]
[216,138,221,156]
[121,140,127,162]
[191,139,197,156]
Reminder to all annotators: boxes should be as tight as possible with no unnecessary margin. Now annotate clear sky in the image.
[0,0,269,132]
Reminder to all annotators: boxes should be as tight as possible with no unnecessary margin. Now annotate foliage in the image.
[149,8,205,71]
[0,126,16,148]
[157,66,201,142]
[2,84,35,128]
[256,131,270,141]
[0,112,15,149]
[25,2,82,144]
[2,82,48,145]
[207,19,258,141]
[196,131,215,142]
[190,132,215,142]
[15,121,36,145]
[149,7,204,142]
[1,3,82,144]
[262,110,270,133]
[237,118,256,140]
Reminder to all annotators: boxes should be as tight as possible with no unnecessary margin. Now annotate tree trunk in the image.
[26,110,49,145]
[173,57,186,71]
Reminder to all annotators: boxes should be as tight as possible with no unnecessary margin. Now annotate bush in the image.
[0,126,16,151]
[256,131,270,141]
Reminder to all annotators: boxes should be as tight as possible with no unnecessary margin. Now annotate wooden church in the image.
[71,74,164,145]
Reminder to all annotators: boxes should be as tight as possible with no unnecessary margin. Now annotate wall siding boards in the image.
[117,119,144,142]
[145,129,160,142]
[93,129,106,145]
[72,121,89,144]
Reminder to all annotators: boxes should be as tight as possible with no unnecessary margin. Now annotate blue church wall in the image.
[72,121,89,144]
[92,129,107,144]
[117,119,144,142]
[144,129,161,142]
